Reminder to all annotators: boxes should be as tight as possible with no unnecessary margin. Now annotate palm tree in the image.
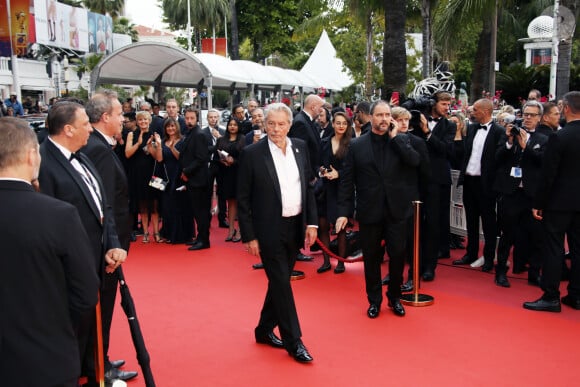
[557,0,579,99]
[383,0,407,99]
[161,0,230,53]
[82,0,125,19]
[114,17,139,43]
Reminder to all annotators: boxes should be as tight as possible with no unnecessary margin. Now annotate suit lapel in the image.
[47,140,102,221]
[262,141,282,204]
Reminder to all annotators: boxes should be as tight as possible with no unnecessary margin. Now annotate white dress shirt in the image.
[268,138,302,217]
[465,121,492,176]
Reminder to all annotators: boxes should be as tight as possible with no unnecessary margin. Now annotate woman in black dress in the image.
[125,111,162,243]
[152,117,194,244]
[216,117,245,242]
[317,111,353,274]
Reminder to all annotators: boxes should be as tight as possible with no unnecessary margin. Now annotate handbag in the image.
[148,161,169,191]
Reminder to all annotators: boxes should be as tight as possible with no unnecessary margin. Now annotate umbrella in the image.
[117,267,156,387]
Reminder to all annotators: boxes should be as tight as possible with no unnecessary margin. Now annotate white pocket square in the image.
[533,144,540,150]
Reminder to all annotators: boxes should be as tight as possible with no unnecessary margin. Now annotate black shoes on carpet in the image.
[523,298,561,313]
[255,332,284,349]
[255,332,313,363]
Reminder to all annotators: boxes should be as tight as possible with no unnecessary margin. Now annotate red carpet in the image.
[109,222,580,386]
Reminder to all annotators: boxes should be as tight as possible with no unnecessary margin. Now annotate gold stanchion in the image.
[94,295,105,387]
[401,201,434,306]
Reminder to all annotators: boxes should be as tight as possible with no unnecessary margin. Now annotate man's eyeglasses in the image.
[522,113,539,118]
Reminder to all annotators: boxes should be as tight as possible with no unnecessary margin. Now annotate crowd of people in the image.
[1,88,579,383]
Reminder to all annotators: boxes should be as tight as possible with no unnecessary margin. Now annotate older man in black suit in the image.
[180,107,211,250]
[336,100,422,319]
[38,100,130,386]
[525,91,580,312]
[1,117,99,387]
[493,100,547,288]
[203,108,228,227]
[83,90,137,383]
[454,98,505,270]
[238,103,318,363]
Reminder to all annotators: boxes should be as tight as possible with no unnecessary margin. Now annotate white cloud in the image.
[125,0,167,29]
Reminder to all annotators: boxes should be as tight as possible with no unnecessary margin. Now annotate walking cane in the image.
[401,201,434,306]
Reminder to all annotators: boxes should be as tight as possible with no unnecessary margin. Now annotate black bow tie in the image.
[478,124,488,130]
[69,153,81,161]
[428,117,440,122]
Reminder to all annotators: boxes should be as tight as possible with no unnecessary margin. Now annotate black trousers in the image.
[541,210,580,300]
[496,189,544,274]
[188,185,210,244]
[422,182,450,273]
[360,215,408,305]
[462,176,498,262]
[256,215,302,352]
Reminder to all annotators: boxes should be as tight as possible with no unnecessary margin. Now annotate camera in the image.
[503,114,521,137]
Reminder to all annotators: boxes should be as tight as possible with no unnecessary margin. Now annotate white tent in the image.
[300,30,354,91]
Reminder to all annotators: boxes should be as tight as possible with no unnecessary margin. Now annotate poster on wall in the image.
[34,0,89,52]
[87,12,112,55]
[0,0,37,57]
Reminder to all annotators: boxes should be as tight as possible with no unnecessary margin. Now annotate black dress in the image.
[216,135,244,200]
[159,139,195,243]
[126,129,160,211]
[319,135,349,223]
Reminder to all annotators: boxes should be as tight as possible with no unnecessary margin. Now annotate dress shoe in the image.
[105,368,138,382]
[401,280,413,293]
[252,262,264,270]
[109,359,125,369]
[388,298,405,317]
[561,295,580,310]
[381,274,390,286]
[255,331,284,348]
[494,273,511,287]
[316,262,331,273]
[296,252,313,262]
[185,238,197,246]
[188,241,210,251]
[481,261,494,272]
[523,298,561,313]
[367,304,380,318]
[422,270,435,281]
[452,254,475,265]
[527,275,541,287]
[334,262,345,274]
[289,343,313,363]
[218,221,229,228]
[290,270,305,280]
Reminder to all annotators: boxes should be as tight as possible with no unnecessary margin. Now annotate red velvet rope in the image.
[314,237,364,263]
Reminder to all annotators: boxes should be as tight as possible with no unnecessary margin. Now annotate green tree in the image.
[82,0,124,18]
[113,17,139,42]
[383,0,407,99]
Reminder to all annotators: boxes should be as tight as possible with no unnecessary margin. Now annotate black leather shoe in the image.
[290,270,305,280]
[289,343,313,363]
[188,241,210,250]
[296,253,313,262]
[452,254,475,265]
[527,275,541,287]
[105,368,138,382]
[388,298,406,317]
[316,263,331,273]
[185,238,198,246]
[481,261,494,272]
[252,262,264,270]
[219,221,229,228]
[334,263,345,274]
[255,332,284,348]
[381,274,390,286]
[401,280,413,293]
[109,359,125,369]
[523,298,561,312]
[367,304,380,318]
[494,273,511,287]
[561,295,580,310]
[422,270,435,281]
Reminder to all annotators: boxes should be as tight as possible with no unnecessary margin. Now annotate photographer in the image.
[493,100,548,287]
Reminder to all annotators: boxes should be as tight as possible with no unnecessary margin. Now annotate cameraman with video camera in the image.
[493,100,548,287]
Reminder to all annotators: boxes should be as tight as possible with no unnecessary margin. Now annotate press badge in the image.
[510,167,522,178]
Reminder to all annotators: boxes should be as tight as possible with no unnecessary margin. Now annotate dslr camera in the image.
[503,114,521,137]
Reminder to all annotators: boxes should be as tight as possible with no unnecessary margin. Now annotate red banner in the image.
[201,38,227,57]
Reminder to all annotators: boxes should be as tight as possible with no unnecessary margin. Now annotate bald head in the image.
[304,94,324,120]
[472,98,493,124]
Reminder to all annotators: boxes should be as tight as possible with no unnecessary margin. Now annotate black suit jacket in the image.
[82,130,132,250]
[338,132,422,223]
[39,138,121,277]
[413,118,456,184]
[180,125,210,188]
[0,180,99,386]
[534,120,580,211]
[289,110,321,176]
[202,125,226,164]
[458,122,505,196]
[237,137,317,249]
[494,130,548,197]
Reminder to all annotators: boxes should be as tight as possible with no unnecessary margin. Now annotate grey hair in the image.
[265,103,293,123]
[522,100,543,116]
[86,89,118,124]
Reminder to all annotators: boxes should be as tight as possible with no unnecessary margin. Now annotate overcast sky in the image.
[125,0,167,29]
